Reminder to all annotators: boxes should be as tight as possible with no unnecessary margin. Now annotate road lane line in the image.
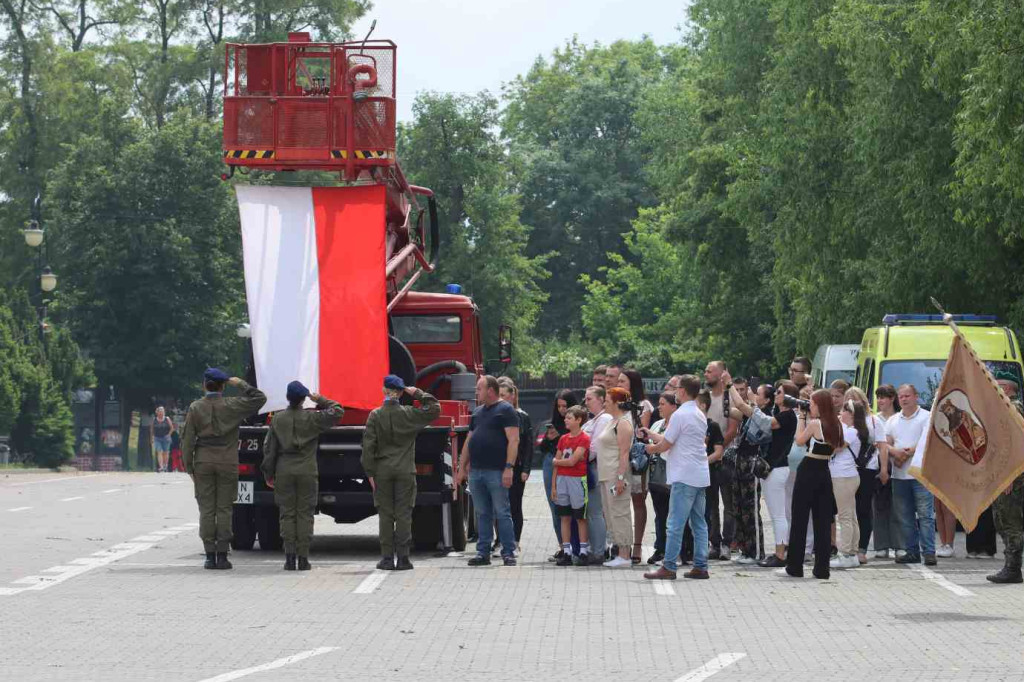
[912,564,974,597]
[353,571,389,594]
[102,489,121,494]
[673,653,747,682]
[195,647,339,682]
[1,473,105,486]
[7,507,32,512]
[59,496,85,502]
[652,581,676,596]
[0,525,191,596]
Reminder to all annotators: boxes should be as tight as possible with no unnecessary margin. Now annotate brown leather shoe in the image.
[683,567,709,580]
[643,566,677,580]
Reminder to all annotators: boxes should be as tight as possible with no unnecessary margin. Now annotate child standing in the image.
[552,406,591,566]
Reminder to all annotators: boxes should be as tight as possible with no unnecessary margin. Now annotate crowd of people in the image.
[456,360,1024,584]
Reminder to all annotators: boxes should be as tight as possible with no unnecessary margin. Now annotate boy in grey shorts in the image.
[552,405,591,566]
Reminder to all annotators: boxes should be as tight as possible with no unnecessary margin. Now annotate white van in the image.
[811,344,859,389]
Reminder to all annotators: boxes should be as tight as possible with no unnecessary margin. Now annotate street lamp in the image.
[40,266,57,293]
[23,220,43,248]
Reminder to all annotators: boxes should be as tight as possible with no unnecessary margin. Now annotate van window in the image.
[865,359,875,399]
[879,360,1023,407]
[824,369,855,387]
[392,315,462,344]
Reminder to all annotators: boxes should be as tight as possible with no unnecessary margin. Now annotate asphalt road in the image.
[2,471,1023,681]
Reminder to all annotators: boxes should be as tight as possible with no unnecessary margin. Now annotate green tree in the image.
[398,92,549,366]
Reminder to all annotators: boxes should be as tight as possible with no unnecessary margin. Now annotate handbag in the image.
[648,454,668,489]
[629,441,649,475]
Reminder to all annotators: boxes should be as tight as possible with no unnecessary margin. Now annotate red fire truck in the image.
[223,32,504,552]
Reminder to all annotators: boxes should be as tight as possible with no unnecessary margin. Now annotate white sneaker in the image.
[966,552,978,559]
[936,544,954,558]
[874,549,891,559]
[845,554,861,568]
[896,549,907,559]
[603,556,632,568]
[735,555,756,565]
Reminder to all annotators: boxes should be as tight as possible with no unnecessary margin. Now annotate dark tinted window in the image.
[880,360,1023,407]
[392,315,462,344]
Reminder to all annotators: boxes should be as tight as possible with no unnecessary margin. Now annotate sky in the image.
[349,0,690,122]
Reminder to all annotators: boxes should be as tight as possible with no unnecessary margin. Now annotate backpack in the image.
[853,439,877,469]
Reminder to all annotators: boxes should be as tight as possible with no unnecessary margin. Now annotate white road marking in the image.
[7,506,32,512]
[131,535,165,542]
[102,489,121,494]
[0,525,192,597]
[912,564,974,597]
[59,496,84,502]
[673,653,747,682]
[195,647,339,682]
[140,484,156,488]
[652,581,676,596]
[353,571,389,594]
[1,473,104,486]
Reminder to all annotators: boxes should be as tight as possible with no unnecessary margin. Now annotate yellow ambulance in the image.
[854,314,1024,409]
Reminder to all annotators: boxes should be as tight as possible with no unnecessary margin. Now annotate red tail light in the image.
[415,464,434,476]
[238,463,256,476]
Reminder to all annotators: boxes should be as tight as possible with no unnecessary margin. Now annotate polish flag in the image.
[237,185,389,413]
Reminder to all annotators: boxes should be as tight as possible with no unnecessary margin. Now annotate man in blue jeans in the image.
[643,374,711,580]
[888,384,936,565]
[455,375,520,566]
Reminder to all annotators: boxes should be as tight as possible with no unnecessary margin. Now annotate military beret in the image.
[204,367,230,383]
[286,380,310,402]
[383,374,406,390]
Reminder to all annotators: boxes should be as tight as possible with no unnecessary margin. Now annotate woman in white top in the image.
[830,400,865,569]
[595,386,634,567]
[845,387,888,564]
[644,391,679,565]
[617,369,653,564]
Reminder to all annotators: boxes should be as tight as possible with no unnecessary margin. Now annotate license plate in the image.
[236,481,253,504]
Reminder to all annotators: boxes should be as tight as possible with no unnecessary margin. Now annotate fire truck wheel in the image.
[388,335,416,391]
[231,505,257,551]
[451,487,467,552]
[255,506,283,551]
[411,506,441,550]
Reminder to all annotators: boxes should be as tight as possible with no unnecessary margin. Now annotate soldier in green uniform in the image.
[261,381,343,571]
[181,368,267,570]
[361,375,441,571]
[989,380,1024,584]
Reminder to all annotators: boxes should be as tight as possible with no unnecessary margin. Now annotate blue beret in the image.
[286,380,310,402]
[383,374,405,390]
[204,367,230,383]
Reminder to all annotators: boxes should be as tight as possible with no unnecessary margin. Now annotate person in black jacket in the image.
[499,379,534,548]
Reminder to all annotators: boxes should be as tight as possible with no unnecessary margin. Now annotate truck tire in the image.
[255,506,283,551]
[388,335,416,389]
[450,488,467,552]
[231,505,257,551]
[411,505,441,550]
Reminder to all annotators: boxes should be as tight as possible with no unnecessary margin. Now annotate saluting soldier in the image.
[261,381,343,571]
[361,375,441,571]
[181,368,267,570]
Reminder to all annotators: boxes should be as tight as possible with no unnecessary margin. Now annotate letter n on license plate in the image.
[236,481,253,504]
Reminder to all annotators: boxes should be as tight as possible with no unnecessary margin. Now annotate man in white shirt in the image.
[887,384,936,565]
[643,375,711,580]
[581,385,613,564]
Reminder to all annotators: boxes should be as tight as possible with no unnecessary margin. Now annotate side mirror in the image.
[498,325,513,365]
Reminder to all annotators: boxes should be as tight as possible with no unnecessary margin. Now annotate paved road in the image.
[2,471,1023,681]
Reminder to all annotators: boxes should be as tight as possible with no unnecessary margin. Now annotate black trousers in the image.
[707,463,735,549]
[856,468,877,552]
[651,485,670,552]
[786,457,834,578]
[966,506,997,555]
[509,471,527,542]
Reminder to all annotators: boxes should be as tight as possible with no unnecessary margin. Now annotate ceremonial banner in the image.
[912,325,1024,531]
[237,185,389,413]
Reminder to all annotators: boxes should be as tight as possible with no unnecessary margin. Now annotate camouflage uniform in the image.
[993,399,1024,573]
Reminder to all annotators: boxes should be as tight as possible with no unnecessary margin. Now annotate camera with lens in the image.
[782,395,811,411]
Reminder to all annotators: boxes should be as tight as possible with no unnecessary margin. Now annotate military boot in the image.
[214,552,233,570]
[284,554,296,571]
[203,552,216,570]
[395,556,413,571]
[297,556,311,571]
[986,565,1023,584]
[376,557,395,571]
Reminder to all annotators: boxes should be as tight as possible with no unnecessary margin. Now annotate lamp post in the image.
[21,218,57,336]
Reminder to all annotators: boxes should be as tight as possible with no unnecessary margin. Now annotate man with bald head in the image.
[704,360,739,559]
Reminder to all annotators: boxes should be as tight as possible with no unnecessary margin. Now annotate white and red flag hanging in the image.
[237,185,389,413]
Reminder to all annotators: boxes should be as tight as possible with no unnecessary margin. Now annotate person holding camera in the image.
[617,368,654,563]
[644,390,680,565]
[723,376,774,564]
[704,361,740,559]
[594,387,634,568]
[754,381,799,567]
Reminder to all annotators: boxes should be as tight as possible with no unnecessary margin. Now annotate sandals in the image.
[631,543,643,565]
